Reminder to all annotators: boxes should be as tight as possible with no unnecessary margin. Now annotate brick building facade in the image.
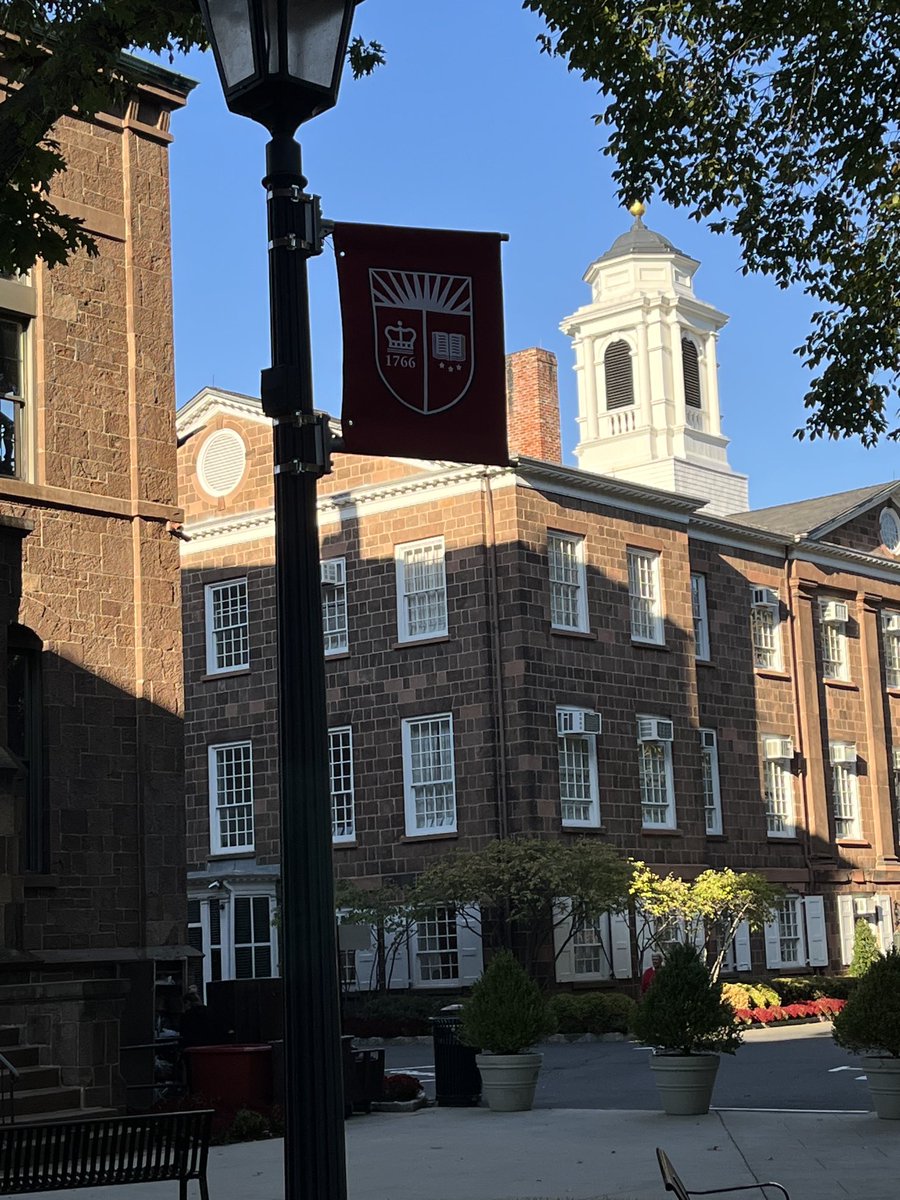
[177,221,900,996]
[0,51,193,1111]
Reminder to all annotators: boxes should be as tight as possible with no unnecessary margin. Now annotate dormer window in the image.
[682,337,701,408]
[604,340,634,410]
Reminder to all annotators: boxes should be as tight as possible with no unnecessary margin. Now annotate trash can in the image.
[184,1043,273,1108]
[430,1015,481,1107]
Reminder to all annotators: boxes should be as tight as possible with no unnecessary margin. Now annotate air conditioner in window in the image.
[699,730,717,750]
[557,710,602,736]
[321,560,344,587]
[830,742,857,765]
[821,600,849,624]
[637,717,675,743]
[763,736,794,761]
[883,613,900,635]
[853,896,877,917]
[751,586,778,608]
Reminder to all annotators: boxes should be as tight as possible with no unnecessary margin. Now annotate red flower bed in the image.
[733,998,845,1026]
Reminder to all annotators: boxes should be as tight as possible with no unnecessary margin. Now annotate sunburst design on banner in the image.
[370,270,472,315]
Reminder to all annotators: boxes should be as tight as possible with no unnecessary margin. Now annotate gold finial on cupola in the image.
[628,200,647,219]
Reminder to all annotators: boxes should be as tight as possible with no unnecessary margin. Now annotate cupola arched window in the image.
[604,340,634,410]
[682,337,702,408]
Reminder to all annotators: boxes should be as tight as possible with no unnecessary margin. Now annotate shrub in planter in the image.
[633,943,742,1056]
[382,1073,423,1101]
[460,951,554,1055]
[833,949,900,1119]
[849,919,882,978]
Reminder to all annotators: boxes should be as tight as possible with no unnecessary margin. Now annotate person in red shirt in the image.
[641,952,663,995]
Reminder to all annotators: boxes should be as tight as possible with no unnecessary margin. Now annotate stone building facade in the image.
[0,51,193,1112]
[177,221,900,996]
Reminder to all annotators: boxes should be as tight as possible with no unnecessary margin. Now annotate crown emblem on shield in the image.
[385,322,417,353]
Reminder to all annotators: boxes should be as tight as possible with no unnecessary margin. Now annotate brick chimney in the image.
[505,348,562,464]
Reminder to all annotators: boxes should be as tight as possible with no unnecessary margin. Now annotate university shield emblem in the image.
[370,268,474,414]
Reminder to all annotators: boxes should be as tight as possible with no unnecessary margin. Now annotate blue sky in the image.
[164,0,898,510]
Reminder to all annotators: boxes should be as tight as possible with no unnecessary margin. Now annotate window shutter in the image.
[764,920,781,969]
[604,340,634,410]
[553,901,576,983]
[456,908,484,985]
[681,338,701,408]
[385,927,411,990]
[837,895,855,966]
[875,894,895,953]
[803,896,828,967]
[610,911,633,979]
[355,929,377,992]
[734,921,752,973]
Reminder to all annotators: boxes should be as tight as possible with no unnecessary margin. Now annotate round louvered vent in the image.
[197,429,247,497]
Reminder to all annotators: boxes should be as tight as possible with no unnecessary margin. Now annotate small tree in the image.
[632,942,742,1056]
[459,950,554,1055]
[834,948,900,1058]
[335,880,420,993]
[849,919,883,978]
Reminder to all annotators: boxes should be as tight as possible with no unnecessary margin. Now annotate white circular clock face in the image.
[880,507,900,554]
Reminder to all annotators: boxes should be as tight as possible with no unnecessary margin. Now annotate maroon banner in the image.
[333,222,508,466]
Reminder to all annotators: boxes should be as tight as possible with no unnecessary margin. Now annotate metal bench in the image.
[0,1109,213,1199]
[657,1148,790,1200]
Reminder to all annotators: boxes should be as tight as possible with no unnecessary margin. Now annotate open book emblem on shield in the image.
[369,268,475,415]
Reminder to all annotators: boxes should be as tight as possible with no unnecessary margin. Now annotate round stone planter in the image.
[475,1052,542,1112]
[648,1052,719,1116]
[864,1057,900,1119]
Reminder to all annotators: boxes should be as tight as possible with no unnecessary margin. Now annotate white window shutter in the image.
[553,901,576,983]
[837,895,856,966]
[385,927,411,990]
[456,908,484,985]
[734,921,752,972]
[611,911,633,979]
[355,935,377,993]
[875,894,895,953]
[803,896,828,967]
[764,920,781,969]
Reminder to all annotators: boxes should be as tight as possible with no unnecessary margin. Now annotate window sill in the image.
[766,834,800,843]
[332,839,358,849]
[631,639,668,651]
[887,688,900,698]
[24,874,59,890]
[823,678,858,692]
[550,628,597,641]
[208,850,256,860]
[696,658,714,668]
[705,833,727,842]
[561,823,606,834]
[836,838,871,848]
[201,667,251,683]
[641,826,681,837]
[400,831,458,843]
[325,651,352,662]
[754,668,791,681]
[393,636,451,650]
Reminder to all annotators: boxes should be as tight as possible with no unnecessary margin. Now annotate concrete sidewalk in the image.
[20,1106,900,1200]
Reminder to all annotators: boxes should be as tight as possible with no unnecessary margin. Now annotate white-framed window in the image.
[411,907,483,989]
[700,729,722,835]
[882,611,900,688]
[321,558,348,655]
[553,902,633,982]
[208,741,254,854]
[691,573,710,661]
[628,548,664,644]
[188,887,278,991]
[0,272,35,480]
[764,895,828,969]
[819,598,850,681]
[402,714,456,835]
[328,726,355,843]
[233,894,275,979]
[204,578,250,674]
[763,736,795,838]
[893,747,900,849]
[750,587,781,670]
[395,537,447,642]
[548,531,588,631]
[557,707,601,827]
[830,743,860,840]
[837,894,895,965]
[637,716,676,828]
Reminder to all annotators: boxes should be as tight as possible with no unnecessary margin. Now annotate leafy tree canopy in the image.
[527,1,900,444]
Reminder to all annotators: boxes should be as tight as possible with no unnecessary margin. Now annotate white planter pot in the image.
[475,1052,542,1112]
[865,1057,900,1119]
[649,1053,719,1116]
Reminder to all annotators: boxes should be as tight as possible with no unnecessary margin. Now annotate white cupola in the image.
[560,205,748,516]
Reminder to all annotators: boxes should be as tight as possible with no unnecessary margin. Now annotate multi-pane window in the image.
[209,741,254,853]
[700,729,722,835]
[402,714,456,835]
[883,612,900,689]
[0,314,25,478]
[819,599,850,681]
[321,558,348,655]
[557,708,600,827]
[548,532,588,631]
[831,744,860,840]
[205,579,249,674]
[894,748,900,848]
[775,898,802,966]
[573,918,607,977]
[763,738,795,837]
[329,726,355,842]
[637,717,676,828]
[691,573,710,661]
[416,908,459,982]
[396,537,448,642]
[628,548,663,644]
[233,895,273,979]
[750,589,781,670]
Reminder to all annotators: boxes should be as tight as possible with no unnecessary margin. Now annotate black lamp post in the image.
[194,4,358,1198]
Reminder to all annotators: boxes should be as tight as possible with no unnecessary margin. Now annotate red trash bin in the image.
[185,1044,273,1107]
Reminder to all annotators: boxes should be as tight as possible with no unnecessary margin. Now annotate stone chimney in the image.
[505,348,562,464]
